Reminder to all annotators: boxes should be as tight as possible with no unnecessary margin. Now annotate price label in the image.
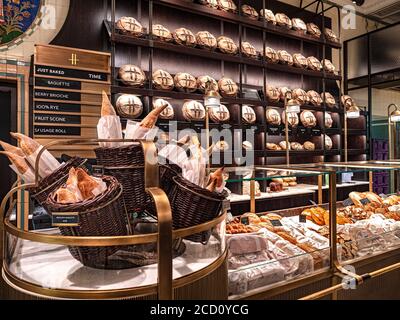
[222,199,231,212]
[270,219,283,227]
[52,212,79,227]
[299,214,307,223]
[311,128,321,136]
[241,217,250,225]
[360,198,370,205]
[298,127,307,135]
[267,126,280,136]
[92,165,104,177]
[343,198,354,207]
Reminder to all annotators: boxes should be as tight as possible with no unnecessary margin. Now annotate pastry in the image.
[261,213,283,221]
[292,88,309,105]
[55,188,78,204]
[264,47,279,63]
[115,94,143,118]
[197,75,218,93]
[275,13,292,29]
[0,141,24,157]
[307,90,323,106]
[307,56,322,71]
[265,86,280,102]
[241,4,258,20]
[283,182,289,188]
[241,41,258,59]
[153,98,174,120]
[182,100,206,121]
[152,69,174,90]
[266,143,281,151]
[241,212,261,224]
[213,140,229,152]
[199,0,219,9]
[152,24,173,42]
[174,72,197,92]
[279,141,290,150]
[278,50,293,66]
[119,64,146,87]
[196,31,217,50]
[209,104,230,123]
[242,141,253,150]
[242,105,257,124]
[218,0,237,13]
[324,135,333,150]
[266,108,281,125]
[206,167,224,192]
[292,18,307,33]
[290,142,304,150]
[116,17,144,37]
[173,27,196,47]
[75,168,101,200]
[363,192,384,205]
[324,28,339,42]
[260,9,276,25]
[279,87,292,101]
[303,141,315,151]
[289,181,297,186]
[282,111,299,127]
[292,53,308,69]
[300,110,317,128]
[217,36,238,54]
[322,59,335,73]
[307,23,322,38]
[321,92,336,108]
[218,77,238,97]
[325,112,333,128]
[270,182,283,192]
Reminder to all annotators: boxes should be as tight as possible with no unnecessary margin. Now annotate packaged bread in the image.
[292,88,309,105]
[241,4,258,20]
[116,17,144,37]
[307,23,322,38]
[300,110,317,128]
[278,50,294,66]
[0,151,35,183]
[303,141,315,151]
[307,90,323,106]
[116,94,143,118]
[98,91,124,146]
[119,64,146,87]
[275,13,292,29]
[209,104,230,123]
[218,77,238,97]
[321,92,336,108]
[197,75,218,93]
[227,234,267,255]
[282,111,299,127]
[217,36,238,54]
[182,100,206,121]
[260,9,276,25]
[292,18,307,33]
[264,46,279,63]
[265,86,280,102]
[173,27,196,46]
[228,251,271,270]
[241,41,258,59]
[152,69,174,91]
[218,0,237,13]
[196,31,217,50]
[242,105,256,124]
[152,24,172,42]
[153,98,174,120]
[266,108,281,125]
[292,53,308,69]
[174,72,197,92]
[307,56,322,71]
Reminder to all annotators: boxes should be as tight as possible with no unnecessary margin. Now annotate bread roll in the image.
[266,143,281,151]
[279,141,290,150]
[303,141,315,151]
[290,142,304,150]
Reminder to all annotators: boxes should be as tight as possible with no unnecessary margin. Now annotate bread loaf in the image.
[266,108,281,125]
[153,98,175,120]
[196,31,217,50]
[115,94,143,118]
[173,27,196,47]
[152,24,172,42]
[324,112,333,128]
[241,41,258,59]
[241,4,258,20]
[197,75,218,93]
[303,141,315,151]
[307,23,321,38]
[292,88,309,105]
[218,77,238,97]
[292,18,307,32]
[292,53,308,69]
[182,100,206,121]
[260,9,276,24]
[324,28,339,42]
[282,111,299,127]
[209,104,230,123]
[152,69,174,90]
[217,36,238,54]
[119,64,146,87]
[322,59,335,73]
[300,110,317,128]
[174,72,197,92]
[279,87,292,101]
[218,0,237,13]
[275,13,292,29]
[264,46,279,63]
[242,105,256,124]
[307,90,323,106]
[265,86,280,102]
[307,56,322,71]
[116,17,144,36]
[278,50,294,66]
[321,92,336,108]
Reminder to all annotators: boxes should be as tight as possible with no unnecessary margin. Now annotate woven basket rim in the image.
[172,175,227,201]
[94,143,141,153]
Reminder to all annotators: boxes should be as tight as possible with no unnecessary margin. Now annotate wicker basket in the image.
[46,175,132,269]
[29,157,86,205]
[159,163,181,196]
[94,144,153,213]
[168,175,227,243]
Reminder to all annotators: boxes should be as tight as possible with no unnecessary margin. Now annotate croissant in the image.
[0,151,29,174]
[10,132,41,156]
[75,168,100,200]
[101,90,117,117]
[206,167,224,192]
[140,103,168,129]
[0,140,25,157]
[55,188,78,204]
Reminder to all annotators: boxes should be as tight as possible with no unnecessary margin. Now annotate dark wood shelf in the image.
[105,21,341,81]
[265,150,325,157]
[345,129,367,136]
[347,149,368,155]
[325,128,341,135]
[152,0,342,50]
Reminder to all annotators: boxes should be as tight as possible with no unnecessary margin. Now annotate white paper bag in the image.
[97,115,123,148]
[26,147,61,179]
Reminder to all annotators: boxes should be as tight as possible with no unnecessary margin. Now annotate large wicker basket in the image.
[168,174,227,243]
[94,144,153,214]
[29,157,86,205]
[46,175,132,269]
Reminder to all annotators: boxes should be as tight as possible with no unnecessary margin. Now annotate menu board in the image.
[33,45,111,157]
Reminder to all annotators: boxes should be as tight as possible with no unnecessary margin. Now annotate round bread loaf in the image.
[278,50,294,66]
[292,88,309,105]
[213,140,229,151]
[303,141,315,151]
[265,86,280,102]
[197,75,218,93]
[199,0,219,8]
[324,112,333,128]
[266,108,281,125]
[290,142,304,150]
[152,24,172,42]
[217,36,238,54]
[324,28,339,42]
[218,77,238,97]
[324,135,333,150]
[173,27,196,47]
[321,92,336,108]
[153,98,175,120]
[242,4,258,20]
[282,111,299,127]
[341,95,355,108]
[116,17,144,36]
[182,100,206,121]
[209,104,230,123]
[264,46,279,63]
[266,143,281,151]
[322,59,335,73]
[241,41,258,59]
[275,13,292,29]
[116,94,143,118]
[174,72,197,92]
[307,23,322,38]
[279,87,292,101]
[260,9,276,24]
[242,105,257,124]
[307,56,323,71]
[218,0,237,13]
[279,141,290,150]
[152,69,174,90]
[196,31,217,50]
[307,90,323,106]
[293,53,308,69]
[242,141,253,150]
[119,64,146,87]
[300,110,317,128]
[292,18,307,33]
